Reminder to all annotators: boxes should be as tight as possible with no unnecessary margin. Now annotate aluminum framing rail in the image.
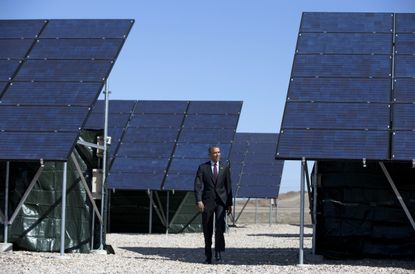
[60,162,68,256]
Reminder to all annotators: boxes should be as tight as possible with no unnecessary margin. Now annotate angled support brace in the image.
[169,192,190,226]
[146,191,166,227]
[8,161,44,225]
[379,162,415,232]
[70,153,103,224]
[235,198,250,223]
[154,191,167,225]
[178,211,201,233]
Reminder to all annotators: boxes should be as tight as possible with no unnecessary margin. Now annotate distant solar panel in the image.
[395,13,415,33]
[231,133,283,198]
[0,19,133,161]
[107,101,187,190]
[164,101,242,191]
[276,12,393,161]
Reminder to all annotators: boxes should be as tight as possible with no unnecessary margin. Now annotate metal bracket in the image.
[77,139,105,150]
[362,158,367,168]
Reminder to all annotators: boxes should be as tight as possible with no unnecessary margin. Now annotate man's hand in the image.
[196,201,205,212]
[226,206,232,215]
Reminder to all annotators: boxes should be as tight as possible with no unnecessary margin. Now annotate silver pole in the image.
[165,191,169,235]
[4,161,10,243]
[100,80,109,250]
[299,158,305,265]
[232,196,236,226]
[269,199,272,226]
[312,161,318,255]
[91,210,95,249]
[255,199,258,224]
[149,190,153,234]
[60,162,68,256]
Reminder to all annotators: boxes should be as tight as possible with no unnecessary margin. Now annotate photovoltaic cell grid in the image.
[108,101,187,190]
[163,101,242,191]
[0,20,133,160]
[101,100,242,191]
[275,12,413,161]
[230,133,283,198]
[392,14,415,160]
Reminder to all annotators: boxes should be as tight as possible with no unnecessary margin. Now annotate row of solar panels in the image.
[83,101,282,198]
[276,12,415,161]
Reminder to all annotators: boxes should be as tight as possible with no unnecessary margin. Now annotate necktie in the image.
[213,163,218,179]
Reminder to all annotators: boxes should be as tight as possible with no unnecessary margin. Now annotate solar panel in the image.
[395,13,415,33]
[163,101,242,191]
[90,100,136,114]
[282,103,390,130]
[277,129,389,160]
[230,133,283,198]
[107,101,188,190]
[0,106,89,132]
[288,78,391,103]
[300,12,393,33]
[0,81,7,94]
[0,60,20,81]
[393,16,415,160]
[28,39,124,60]
[297,33,392,54]
[276,12,393,161]
[15,59,113,82]
[292,55,391,78]
[391,131,415,160]
[0,131,78,160]
[0,20,46,38]
[40,19,133,39]
[1,82,102,106]
[104,100,242,191]
[0,19,133,161]
[84,113,131,130]
[0,39,34,59]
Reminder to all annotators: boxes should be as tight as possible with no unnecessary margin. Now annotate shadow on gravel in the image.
[119,246,415,270]
[119,247,300,265]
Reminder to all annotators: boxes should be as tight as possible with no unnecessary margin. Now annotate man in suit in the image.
[194,146,233,264]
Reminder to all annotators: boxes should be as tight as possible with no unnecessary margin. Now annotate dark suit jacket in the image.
[194,161,233,209]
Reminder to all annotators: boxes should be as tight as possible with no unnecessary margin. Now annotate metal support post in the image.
[255,199,258,224]
[4,162,10,243]
[312,161,318,255]
[60,162,68,256]
[169,192,189,226]
[99,80,110,250]
[299,158,306,266]
[165,191,170,234]
[232,196,236,226]
[91,210,95,249]
[269,199,272,226]
[149,190,153,234]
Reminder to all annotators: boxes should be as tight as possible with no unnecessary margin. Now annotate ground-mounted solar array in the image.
[0,19,133,161]
[85,100,242,191]
[230,133,283,198]
[276,12,415,161]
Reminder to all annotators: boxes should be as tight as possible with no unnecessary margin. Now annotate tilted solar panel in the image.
[107,101,187,190]
[230,133,283,198]
[0,19,134,161]
[276,12,393,161]
[395,13,415,33]
[163,101,242,191]
[0,20,46,38]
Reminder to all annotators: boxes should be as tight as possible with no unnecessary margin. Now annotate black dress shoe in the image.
[203,258,212,264]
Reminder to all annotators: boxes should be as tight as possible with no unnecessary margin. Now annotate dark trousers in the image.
[202,201,226,260]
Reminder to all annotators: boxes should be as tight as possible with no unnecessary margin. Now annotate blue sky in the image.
[2,0,414,193]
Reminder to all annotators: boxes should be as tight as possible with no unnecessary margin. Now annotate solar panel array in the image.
[230,133,283,198]
[276,12,415,161]
[86,100,242,190]
[0,19,133,161]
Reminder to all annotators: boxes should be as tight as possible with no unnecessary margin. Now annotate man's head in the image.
[208,146,221,163]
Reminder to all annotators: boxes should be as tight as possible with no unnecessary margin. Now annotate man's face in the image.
[209,147,221,163]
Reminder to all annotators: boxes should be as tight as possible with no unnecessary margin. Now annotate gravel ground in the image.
[1,224,414,273]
